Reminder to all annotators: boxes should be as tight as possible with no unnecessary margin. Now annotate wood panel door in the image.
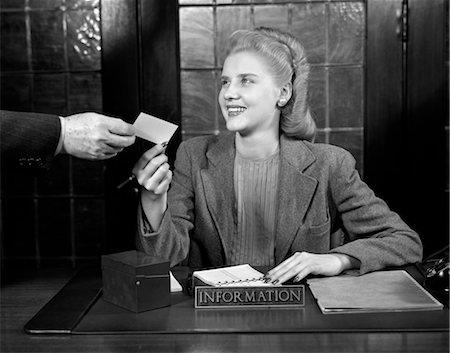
[366,0,447,256]
[101,0,181,252]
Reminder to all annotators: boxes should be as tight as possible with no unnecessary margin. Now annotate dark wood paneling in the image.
[101,0,180,253]
[366,0,448,257]
[139,0,181,164]
[101,0,140,121]
[365,0,405,211]
[405,0,447,255]
[101,0,141,253]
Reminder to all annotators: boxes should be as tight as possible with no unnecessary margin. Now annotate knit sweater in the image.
[230,150,279,266]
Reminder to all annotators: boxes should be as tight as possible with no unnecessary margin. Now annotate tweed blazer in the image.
[137,132,422,273]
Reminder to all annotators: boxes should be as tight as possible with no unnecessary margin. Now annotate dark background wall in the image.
[0,0,448,270]
[1,0,105,268]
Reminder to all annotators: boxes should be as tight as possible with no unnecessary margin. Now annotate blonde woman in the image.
[133,27,422,284]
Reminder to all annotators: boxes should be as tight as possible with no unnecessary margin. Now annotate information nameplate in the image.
[194,285,305,308]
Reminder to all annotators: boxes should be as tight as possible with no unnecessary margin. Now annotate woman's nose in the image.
[223,83,239,100]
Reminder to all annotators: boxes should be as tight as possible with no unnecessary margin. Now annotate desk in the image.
[1,267,449,353]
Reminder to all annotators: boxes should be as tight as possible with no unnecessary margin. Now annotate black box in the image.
[101,250,170,313]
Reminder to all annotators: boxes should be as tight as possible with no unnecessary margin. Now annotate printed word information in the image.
[194,285,305,308]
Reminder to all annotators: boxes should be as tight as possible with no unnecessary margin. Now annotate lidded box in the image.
[101,250,170,313]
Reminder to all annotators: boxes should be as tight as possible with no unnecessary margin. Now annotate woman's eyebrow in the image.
[221,73,259,79]
[239,73,258,78]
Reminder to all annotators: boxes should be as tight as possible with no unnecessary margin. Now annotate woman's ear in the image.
[277,82,292,107]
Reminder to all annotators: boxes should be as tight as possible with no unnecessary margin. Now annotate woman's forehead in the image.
[222,51,272,74]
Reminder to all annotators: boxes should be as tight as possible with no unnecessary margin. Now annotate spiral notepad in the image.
[193,264,275,287]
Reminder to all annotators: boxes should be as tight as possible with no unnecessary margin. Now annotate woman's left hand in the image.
[264,252,360,284]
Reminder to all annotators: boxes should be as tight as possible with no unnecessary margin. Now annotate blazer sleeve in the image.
[136,141,193,267]
[328,151,423,274]
[1,110,61,170]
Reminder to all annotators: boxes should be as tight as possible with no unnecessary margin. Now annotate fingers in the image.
[84,113,136,148]
[132,144,172,196]
[141,161,171,192]
[98,143,123,155]
[133,144,167,172]
[101,116,136,148]
[84,150,120,161]
[105,134,136,148]
[266,252,302,278]
[265,252,313,284]
[81,141,124,160]
[102,116,136,136]
[105,119,136,148]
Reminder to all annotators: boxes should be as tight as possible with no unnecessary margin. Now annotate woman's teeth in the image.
[228,107,246,116]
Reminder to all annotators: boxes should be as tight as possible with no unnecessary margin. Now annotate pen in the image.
[116,142,168,190]
[117,175,136,190]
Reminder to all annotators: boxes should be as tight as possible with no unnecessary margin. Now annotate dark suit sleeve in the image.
[0,110,61,170]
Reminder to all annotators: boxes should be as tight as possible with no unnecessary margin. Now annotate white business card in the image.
[133,112,178,145]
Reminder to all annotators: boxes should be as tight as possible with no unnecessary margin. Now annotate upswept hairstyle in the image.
[227,27,316,141]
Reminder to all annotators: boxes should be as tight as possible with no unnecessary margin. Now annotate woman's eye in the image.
[221,79,230,87]
[241,78,252,85]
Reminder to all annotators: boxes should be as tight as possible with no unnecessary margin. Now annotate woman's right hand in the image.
[132,143,173,202]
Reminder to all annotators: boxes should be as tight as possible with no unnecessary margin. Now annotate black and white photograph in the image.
[1,1,448,352]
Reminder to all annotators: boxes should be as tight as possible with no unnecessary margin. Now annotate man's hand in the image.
[61,112,136,160]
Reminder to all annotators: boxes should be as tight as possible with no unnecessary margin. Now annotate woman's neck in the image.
[235,131,280,160]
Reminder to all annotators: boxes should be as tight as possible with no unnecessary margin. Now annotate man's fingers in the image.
[88,151,118,161]
[105,134,136,148]
[107,118,135,136]
[92,142,117,156]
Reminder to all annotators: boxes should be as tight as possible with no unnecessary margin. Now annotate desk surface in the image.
[1,267,449,353]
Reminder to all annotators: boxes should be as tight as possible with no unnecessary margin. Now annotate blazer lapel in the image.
[198,133,318,265]
[275,136,318,263]
[199,133,236,260]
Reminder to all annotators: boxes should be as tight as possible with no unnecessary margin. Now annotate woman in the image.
[133,27,422,284]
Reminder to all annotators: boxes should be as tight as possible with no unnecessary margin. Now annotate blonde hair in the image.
[228,27,316,141]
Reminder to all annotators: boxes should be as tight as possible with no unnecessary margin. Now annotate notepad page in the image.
[170,271,182,292]
[193,264,274,287]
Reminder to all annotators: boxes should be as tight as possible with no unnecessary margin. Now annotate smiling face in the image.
[218,51,284,138]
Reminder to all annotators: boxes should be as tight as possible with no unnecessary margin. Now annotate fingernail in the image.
[271,279,279,285]
[161,141,168,148]
[264,278,271,283]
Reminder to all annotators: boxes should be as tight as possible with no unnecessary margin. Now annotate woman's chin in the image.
[225,119,246,132]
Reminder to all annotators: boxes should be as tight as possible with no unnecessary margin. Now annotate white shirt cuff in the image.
[55,116,66,155]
